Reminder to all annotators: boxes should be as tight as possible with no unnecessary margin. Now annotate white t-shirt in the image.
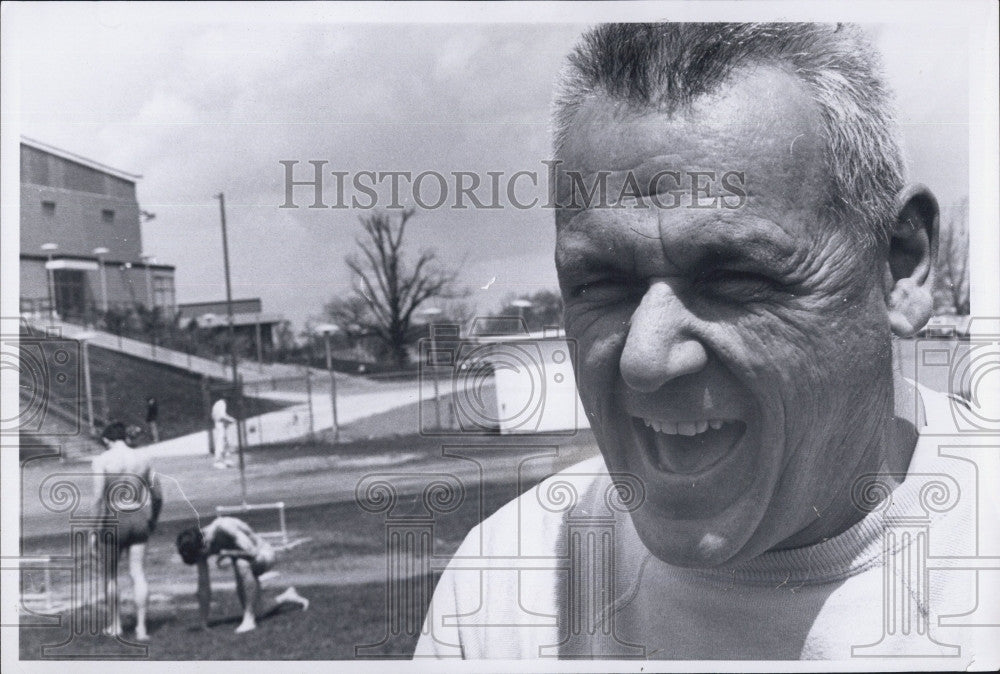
[415,387,998,662]
[211,399,233,426]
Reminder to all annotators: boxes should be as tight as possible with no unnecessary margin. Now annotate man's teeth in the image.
[643,418,727,436]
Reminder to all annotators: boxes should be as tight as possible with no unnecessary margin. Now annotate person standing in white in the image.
[211,397,237,469]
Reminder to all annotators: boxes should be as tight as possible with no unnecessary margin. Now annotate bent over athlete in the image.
[175,516,308,633]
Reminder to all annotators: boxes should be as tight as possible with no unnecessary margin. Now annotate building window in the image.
[42,200,56,215]
[152,275,175,310]
[102,209,115,223]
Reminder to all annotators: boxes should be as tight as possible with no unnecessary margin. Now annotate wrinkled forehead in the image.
[554,66,832,232]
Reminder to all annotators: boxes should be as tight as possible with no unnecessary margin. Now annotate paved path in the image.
[22,314,438,459]
[141,386,434,458]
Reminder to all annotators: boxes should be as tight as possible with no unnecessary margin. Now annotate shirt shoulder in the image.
[92,452,107,471]
[467,454,610,559]
[415,455,611,659]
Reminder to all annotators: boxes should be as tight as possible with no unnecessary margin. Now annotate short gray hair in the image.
[553,23,905,248]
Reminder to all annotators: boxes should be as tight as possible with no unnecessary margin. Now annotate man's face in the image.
[555,67,896,568]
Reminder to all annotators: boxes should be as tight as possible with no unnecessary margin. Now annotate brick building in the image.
[19,137,176,320]
[176,298,285,357]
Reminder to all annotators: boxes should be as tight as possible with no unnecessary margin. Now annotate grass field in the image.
[18,477,548,660]
[17,337,971,660]
[85,344,291,437]
[20,342,292,462]
[19,580,431,660]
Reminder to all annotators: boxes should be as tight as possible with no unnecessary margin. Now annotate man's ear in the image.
[884,184,939,337]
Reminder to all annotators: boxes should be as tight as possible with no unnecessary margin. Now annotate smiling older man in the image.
[415,23,985,660]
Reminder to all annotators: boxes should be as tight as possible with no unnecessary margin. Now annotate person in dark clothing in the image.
[146,397,160,443]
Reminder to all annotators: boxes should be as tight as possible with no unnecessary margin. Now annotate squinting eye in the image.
[571,278,639,300]
[698,270,778,299]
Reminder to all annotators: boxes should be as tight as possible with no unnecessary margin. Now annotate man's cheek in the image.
[709,308,822,379]
[711,311,834,427]
[567,307,629,366]
[567,320,627,422]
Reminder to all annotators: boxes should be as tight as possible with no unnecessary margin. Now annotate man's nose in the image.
[619,279,708,393]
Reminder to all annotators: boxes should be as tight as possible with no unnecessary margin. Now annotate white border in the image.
[2,2,997,673]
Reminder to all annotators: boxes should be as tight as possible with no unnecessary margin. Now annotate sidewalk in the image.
[140,385,435,458]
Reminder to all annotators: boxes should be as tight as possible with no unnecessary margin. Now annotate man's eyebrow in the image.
[693,235,796,267]
[665,211,800,267]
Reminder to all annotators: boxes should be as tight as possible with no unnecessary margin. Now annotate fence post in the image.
[255,380,265,446]
[237,376,248,450]
[97,382,109,425]
[235,375,249,505]
[202,374,214,456]
[305,369,315,442]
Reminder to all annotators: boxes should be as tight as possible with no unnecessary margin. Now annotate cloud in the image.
[14,17,968,330]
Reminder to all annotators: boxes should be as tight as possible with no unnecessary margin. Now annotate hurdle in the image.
[12,554,72,613]
[20,555,54,611]
[214,501,310,551]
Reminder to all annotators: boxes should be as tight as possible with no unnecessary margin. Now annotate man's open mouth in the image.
[633,416,746,475]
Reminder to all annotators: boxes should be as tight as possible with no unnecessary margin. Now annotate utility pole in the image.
[216,192,247,504]
[417,307,443,429]
[323,329,339,443]
[42,243,58,319]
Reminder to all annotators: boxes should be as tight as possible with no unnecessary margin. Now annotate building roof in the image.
[176,298,284,328]
[471,328,567,343]
[177,298,264,317]
[465,316,565,341]
[19,252,175,271]
[20,136,143,183]
[185,312,285,329]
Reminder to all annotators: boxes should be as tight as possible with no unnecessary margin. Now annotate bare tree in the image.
[324,296,372,339]
[439,298,479,334]
[331,208,461,368]
[266,320,293,362]
[933,197,970,315]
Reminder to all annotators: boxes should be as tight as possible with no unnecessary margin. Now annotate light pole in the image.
[41,243,58,319]
[511,298,533,326]
[215,192,246,504]
[417,307,443,430]
[140,254,159,356]
[255,312,263,372]
[315,323,340,444]
[93,247,109,314]
[140,254,156,309]
[76,330,97,436]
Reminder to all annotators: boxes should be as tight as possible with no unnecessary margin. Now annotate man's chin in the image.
[628,506,767,569]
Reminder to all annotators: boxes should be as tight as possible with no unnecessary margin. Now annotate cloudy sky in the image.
[8,5,970,330]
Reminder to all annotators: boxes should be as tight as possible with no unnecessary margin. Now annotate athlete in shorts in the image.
[92,421,163,641]
[175,516,308,633]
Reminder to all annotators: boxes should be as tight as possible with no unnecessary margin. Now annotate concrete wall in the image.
[20,258,49,302]
[488,338,589,434]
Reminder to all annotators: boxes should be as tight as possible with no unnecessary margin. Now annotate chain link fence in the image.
[204,371,329,452]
